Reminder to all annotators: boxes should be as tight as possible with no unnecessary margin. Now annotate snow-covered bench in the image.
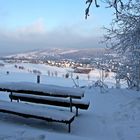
[0,100,75,132]
[9,93,90,116]
[0,82,86,115]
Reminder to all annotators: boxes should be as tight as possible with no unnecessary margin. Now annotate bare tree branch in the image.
[85,0,124,19]
[85,0,100,19]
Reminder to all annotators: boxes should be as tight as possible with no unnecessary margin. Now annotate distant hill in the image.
[3,48,106,61]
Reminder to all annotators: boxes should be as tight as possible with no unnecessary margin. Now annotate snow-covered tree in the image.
[104,0,140,90]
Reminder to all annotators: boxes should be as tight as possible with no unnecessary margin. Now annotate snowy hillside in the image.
[0,60,120,88]
[3,48,106,60]
[0,61,139,140]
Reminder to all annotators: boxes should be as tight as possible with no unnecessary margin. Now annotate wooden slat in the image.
[10,93,90,110]
[0,82,84,99]
[0,100,75,133]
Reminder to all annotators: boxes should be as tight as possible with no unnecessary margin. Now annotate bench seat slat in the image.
[0,100,75,123]
[0,82,84,98]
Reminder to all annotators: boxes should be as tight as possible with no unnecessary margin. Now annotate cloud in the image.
[0,19,104,56]
[16,18,45,35]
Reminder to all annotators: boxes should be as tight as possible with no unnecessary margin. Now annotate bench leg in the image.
[76,107,78,116]
[68,123,71,133]
[10,92,12,102]
[70,97,72,112]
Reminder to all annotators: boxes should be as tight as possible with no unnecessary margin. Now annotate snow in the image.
[0,82,84,98]
[10,92,90,106]
[0,61,140,140]
[0,100,75,122]
[0,60,121,88]
[59,49,78,55]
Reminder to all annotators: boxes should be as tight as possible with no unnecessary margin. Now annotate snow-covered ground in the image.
[0,61,139,140]
[0,61,126,88]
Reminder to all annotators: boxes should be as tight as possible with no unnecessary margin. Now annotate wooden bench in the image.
[9,93,90,116]
[0,100,75,133]
[0,82,86,132]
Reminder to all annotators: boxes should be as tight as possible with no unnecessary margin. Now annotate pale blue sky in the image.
[0,0,114,55]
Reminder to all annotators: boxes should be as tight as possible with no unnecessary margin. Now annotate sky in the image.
[0,0,114,56]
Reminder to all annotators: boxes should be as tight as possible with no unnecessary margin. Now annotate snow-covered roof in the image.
[0,82,84,98]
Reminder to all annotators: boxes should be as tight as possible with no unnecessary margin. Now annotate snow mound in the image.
[114,97,140,121]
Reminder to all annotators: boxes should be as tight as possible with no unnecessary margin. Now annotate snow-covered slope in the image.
[0,60,119,88]
[0,81,139,140]
[3,48,105,60]
[0,61,139,140]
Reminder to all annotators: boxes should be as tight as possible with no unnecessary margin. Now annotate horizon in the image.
[1,47,106,57]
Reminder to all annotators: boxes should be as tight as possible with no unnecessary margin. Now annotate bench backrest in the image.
[9,93,90,110]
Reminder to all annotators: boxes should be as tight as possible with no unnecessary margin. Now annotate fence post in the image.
[37,75,40,84]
